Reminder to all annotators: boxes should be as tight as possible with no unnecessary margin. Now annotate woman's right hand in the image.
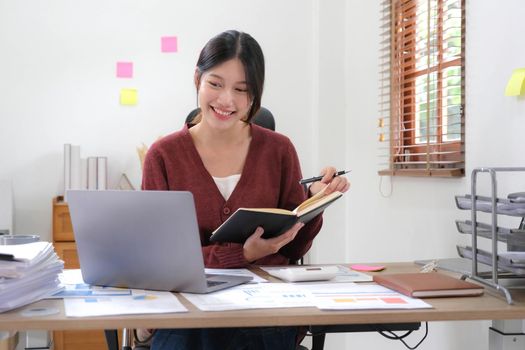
[243,222,304,262]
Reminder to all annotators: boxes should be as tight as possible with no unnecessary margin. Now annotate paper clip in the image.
[420,260,437,273]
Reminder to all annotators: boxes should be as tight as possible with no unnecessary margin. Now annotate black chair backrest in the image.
[185,107,275,131]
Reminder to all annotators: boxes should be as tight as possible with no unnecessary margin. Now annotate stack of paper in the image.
[0,242,64,312]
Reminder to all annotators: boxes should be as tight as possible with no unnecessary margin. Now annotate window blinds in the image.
[378,0,465,177]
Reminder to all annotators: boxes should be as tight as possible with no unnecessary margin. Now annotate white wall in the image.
[2,0,525,349]
[309,0,525,349]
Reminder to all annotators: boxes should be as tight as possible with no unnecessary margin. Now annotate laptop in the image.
[66,190,252,293]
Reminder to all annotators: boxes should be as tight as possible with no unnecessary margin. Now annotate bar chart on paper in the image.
[182,283,315,311]
[301,283,432,310]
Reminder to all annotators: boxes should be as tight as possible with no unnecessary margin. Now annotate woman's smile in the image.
[211,106,235,121]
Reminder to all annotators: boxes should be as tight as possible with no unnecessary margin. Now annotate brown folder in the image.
[373,272,484,298]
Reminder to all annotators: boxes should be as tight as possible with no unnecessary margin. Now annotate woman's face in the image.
[196,58,252,130]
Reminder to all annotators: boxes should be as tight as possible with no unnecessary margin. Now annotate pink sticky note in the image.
[116,62,133,78]
[350,264,386,272]
[161,36,178,53]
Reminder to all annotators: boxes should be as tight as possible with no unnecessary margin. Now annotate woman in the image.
[142,30,349,350]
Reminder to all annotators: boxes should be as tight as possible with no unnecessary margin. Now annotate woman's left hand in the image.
[243,222,304,262]
[308,166,351,196]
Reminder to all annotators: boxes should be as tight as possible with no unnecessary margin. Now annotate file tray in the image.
[508,192,525,203]
[456,220,511,242]
[455,195,525,216]
[457,245,525,275]
[456,167,525,304]
[456,220,525,251]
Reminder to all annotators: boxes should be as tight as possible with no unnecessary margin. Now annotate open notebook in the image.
[211,188,343,243]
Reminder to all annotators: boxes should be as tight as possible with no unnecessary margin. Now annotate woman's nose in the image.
[217,88,234,106]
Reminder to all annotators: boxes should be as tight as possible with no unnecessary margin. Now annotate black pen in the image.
[299,170,351,185]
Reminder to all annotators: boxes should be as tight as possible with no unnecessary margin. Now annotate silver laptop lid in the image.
[67,190,208,292]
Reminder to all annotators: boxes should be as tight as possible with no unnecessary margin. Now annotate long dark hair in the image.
[195,30,265,123]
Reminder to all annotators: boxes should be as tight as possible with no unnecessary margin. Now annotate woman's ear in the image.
[194,69,201,90]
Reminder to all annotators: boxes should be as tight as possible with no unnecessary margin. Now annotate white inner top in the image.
[212,174,241,201]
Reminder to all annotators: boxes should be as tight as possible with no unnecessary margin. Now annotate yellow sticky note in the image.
[120,88,138,105]
[505,68,525,96]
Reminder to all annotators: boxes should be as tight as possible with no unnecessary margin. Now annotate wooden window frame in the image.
[378,0,465,177]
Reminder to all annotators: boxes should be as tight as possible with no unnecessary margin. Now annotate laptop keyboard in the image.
[207,279,227,288]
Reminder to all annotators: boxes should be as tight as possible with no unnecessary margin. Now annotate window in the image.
[378,0,465,177]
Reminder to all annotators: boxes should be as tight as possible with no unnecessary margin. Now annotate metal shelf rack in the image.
[457,167,525,304]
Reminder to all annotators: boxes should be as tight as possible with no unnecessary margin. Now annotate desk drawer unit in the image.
[54,242,79,269]
[53,197,75,242]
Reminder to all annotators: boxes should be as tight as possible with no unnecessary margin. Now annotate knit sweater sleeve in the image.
[202,244,248,268]
[141,146,169,191]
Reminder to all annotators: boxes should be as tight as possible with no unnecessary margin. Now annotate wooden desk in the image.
[1,263,524,332]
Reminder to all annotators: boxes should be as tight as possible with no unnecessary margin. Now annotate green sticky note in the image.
[120,88,138,105]
[505,68,525,96]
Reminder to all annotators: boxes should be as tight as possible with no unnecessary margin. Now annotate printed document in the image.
[64,291,187,317]
[51,269,131,298]
[301,283,432,310]
[59,270,187,316]
[182,283,315,311]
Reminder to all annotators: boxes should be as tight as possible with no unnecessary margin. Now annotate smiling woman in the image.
[193,30,264,124]
[141,29,350,350]
[185,32,266,178]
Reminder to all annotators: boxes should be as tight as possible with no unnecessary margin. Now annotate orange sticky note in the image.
[381,297,407,304]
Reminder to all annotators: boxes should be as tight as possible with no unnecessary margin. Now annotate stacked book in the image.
[63,144,108,201]
[0,242,64,312]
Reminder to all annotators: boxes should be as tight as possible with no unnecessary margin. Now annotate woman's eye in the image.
[235,88,248,93]
[208,81,220,88]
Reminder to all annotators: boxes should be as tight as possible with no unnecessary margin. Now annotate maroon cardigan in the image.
[141,123,323,268]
